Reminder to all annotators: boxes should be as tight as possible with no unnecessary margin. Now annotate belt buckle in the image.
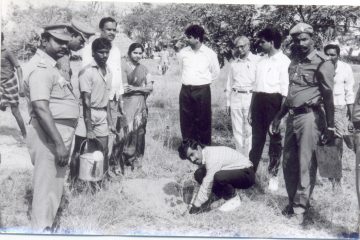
[289,109,294,115]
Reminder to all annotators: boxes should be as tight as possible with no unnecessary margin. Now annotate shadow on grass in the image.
[152,133,182,151]
[0,126,23,143]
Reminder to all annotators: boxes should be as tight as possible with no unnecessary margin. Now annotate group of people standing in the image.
[1,16,154,232]
[177,22,360,227]
[1,14,360,233]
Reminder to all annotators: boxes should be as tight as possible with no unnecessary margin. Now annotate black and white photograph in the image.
[1,0,360,238]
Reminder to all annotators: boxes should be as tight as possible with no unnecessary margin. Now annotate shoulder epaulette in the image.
[316,51,329,61]
[78,64,92,77]
[36,58,48,68]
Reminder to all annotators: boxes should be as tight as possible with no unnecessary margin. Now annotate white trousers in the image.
[230,91,252,156]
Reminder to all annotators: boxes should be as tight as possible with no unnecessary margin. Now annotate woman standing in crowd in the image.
[120,43,154,169]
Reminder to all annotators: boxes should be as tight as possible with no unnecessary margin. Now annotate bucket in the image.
[78,139,104,182]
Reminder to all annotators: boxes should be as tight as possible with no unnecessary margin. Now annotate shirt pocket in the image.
[300,72,317,86]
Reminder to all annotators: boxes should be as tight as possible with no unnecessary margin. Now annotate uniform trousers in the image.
[179,84,211,145]
[194,165,255,200]
[27,118,75,231]
[283,110,321,209]
[250,92,282,175]
[230,91,252,156]
[353,131,360,208]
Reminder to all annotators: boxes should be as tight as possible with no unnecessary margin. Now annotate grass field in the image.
[0,52,360,238]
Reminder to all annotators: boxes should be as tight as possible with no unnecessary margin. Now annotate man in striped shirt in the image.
[178,139,255,213]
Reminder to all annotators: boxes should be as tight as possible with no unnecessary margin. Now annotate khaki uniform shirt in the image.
[286,50,335,108]
[78,61,112,109]
[24,49,79,119]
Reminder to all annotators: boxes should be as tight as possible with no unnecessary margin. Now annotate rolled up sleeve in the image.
[79,70,92,93]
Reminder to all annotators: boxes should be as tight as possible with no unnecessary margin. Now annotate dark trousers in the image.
[194,166,255,200]
[250,92,282,175]
[179,84,212,145]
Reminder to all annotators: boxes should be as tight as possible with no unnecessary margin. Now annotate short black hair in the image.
[128,42,144,56]
[178,139,204,160]
[185,25,205,42]
[92,37,112,53]
[99,17,117,29]
[324,44,340,56]
[257,27,283,49]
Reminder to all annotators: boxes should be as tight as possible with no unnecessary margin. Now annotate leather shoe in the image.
[282,204,295,217]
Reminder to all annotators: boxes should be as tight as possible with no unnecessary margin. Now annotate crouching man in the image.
[178,139,255,213]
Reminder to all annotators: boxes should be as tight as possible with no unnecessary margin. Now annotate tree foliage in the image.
[121,3,360,67]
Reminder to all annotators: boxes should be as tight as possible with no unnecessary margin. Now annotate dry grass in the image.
[0,52,360,238]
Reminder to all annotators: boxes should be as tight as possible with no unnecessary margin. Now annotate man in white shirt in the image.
[178,139,255,213]
[249,27,290,191]
[178,24,220,145]
[226,36,260,156]
[80,17,124,174]
[323,43,355,190]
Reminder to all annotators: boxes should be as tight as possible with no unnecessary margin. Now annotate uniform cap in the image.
[289,23,314,36]
[43,24,72,42]
[70,19,96,42]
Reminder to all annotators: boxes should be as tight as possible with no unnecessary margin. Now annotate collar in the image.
[185,44,206,53]
[201,148,206,165]
[267,50,283,60]
[235,52,255,62]
[36,49,57,67]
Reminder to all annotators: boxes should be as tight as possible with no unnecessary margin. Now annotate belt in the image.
[232,88,253,94]
[182,84,210,90]
[30,117,78,129]
[91,107,107,111]
[288,105,316,116]
[54,118,78,128]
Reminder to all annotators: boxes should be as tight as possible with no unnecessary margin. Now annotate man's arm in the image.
[15,66,24,96]
[82,92,96,139]
[225,66,233,116]
[318,60,335,128]
[210,51,220,81]
[32,100,68,167]
[269,99,289,135]
[107,101,115,133]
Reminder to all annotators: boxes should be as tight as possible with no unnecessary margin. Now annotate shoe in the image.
[281,204,295,217]
[218,195,241,212]
[268,176,279,192]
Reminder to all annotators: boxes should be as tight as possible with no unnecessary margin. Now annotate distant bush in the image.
[342,55,360,65]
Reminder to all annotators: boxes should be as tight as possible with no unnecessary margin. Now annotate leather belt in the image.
[232,88,253,94]
[288,105,316,116]
[182,84,210,90]
[30,117,78,129]
[91,107,107,111]
[54,118,78,128]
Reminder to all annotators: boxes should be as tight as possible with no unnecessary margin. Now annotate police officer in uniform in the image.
[270,23,335,222]
[352,78,360,232]
[24,25,79,232]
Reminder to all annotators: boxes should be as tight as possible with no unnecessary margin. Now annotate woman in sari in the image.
[120,43,154,170]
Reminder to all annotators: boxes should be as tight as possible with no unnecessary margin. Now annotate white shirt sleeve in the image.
[210,51,220,81]
[226,65,233,107]
[345,64,355,104]
[279,57,291,97]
